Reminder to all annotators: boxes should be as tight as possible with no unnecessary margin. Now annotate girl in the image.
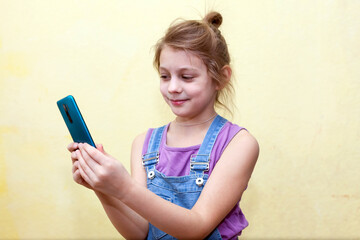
[68,12,259,239]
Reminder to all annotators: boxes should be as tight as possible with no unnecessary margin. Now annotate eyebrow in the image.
[159,66,198,72]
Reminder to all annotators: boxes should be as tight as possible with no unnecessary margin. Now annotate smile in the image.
[169,99,188,106]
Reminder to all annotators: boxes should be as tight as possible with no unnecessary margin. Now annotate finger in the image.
[72,158,92,189]
[79,143,101,172]
[72,160,80,174]
[74,167,87,185]
[67,142,79,152]
[77,163,92,186]
[72,163,86,183]
[76,149,97,184]
[71,151,78,163]
[74,168,92,189]
[73,167,82,182]
[81,143,106,165]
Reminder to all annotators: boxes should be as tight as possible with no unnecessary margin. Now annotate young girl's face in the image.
[159,45,218,120]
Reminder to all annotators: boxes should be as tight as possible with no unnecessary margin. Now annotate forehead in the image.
[159,46,207,71]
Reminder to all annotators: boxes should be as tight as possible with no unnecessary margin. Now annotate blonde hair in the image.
[154,11,234,115]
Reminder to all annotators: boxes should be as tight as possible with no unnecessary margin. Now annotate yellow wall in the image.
[1,0,359,239]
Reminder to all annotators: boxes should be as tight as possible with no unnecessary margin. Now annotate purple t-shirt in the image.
[142,121,249,239]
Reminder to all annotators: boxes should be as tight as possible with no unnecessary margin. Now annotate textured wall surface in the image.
[0,0,359,239]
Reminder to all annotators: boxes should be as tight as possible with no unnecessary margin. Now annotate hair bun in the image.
[204,11,223,28]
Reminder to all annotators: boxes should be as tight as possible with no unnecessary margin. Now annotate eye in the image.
[182,75,194,80]
[160,74,170,80]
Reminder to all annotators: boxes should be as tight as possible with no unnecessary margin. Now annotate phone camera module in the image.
[63,104,73,123]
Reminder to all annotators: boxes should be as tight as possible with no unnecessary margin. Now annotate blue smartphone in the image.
[57,95,96,147]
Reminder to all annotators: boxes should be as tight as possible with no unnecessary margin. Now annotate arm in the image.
[77,130,259,239]
[68,135,149,239]
[94,134,150,239]
[93,191,147,239]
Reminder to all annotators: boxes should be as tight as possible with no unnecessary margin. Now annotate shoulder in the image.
[131,125,164,156]
[224,129,259,167]
[131,131,148,151]
[221,119,258,152]
[233,129,259,155]
[209,129,258,194]
[217,121,245,142]
[212,121,253,158]
[132,124,168,147]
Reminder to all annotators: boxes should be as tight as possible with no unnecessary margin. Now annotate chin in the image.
[172,111,197,120]
[170,109,188,117]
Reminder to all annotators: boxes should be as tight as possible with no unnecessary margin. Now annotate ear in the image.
[216,65,232,90]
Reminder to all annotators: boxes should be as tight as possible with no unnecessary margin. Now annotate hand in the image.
[67,142,107,189]
[76,143,131,199]
[67,142,92,189]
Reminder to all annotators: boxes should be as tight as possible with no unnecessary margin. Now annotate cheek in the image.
[160,83,168,97]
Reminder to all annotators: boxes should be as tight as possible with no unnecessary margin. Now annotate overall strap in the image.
[142,125,166,179]
[190,115,228,186]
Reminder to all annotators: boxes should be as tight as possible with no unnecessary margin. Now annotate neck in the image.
[174,113,217,127]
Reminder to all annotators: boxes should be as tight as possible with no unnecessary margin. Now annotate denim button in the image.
[148,170,155,179]
[196,177,204,186]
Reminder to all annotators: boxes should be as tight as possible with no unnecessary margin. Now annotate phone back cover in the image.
[57,95,95,147]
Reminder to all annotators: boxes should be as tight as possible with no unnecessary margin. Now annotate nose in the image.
[168,78,182,93]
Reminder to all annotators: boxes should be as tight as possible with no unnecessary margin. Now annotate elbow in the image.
[115,223,148,240]
[122,232,147,240]
[182,215,216,239]
[186,231,215,240]
[177,225,215,239]
[198,229,217,240]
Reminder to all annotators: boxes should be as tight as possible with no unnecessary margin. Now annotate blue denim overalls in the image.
[142,115,227,240]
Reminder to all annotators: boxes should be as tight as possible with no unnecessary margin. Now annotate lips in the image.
[169,98,188,106]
